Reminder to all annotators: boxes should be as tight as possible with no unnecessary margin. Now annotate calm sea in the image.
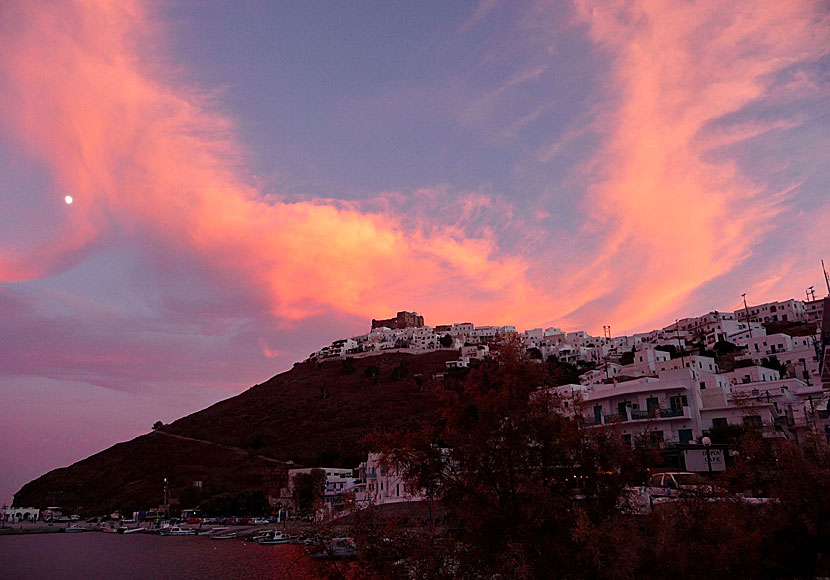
[0,532,324,580]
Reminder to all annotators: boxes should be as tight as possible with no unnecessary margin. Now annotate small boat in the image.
[256,530,290,545]
[122,527,145,534]
[312,537,358,560]
[159,526,196,536]
[64,524,88,533]
[210,532,237,540]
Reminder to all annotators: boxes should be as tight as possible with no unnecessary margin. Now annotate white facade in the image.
[2,507,40,522]
[734,299,807,324]
[355,453,426,506]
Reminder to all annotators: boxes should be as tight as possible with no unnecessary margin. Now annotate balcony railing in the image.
[629,407,688,421]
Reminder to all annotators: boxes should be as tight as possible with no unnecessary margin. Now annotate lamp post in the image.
[702,436,713,477]
[163,478,169,519]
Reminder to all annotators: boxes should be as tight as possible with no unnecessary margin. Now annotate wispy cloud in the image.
[556,0,830,330]
[0,0,549,333]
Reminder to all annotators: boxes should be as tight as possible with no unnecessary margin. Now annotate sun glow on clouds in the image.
[0,0,548,329]
[557,0,830,330]
[0,0,826,341]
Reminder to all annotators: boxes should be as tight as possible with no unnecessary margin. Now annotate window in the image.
[622,434,632,446]
[743,415,763,428]
[700,381,707,389]
[712,417,728,428]
[678,429,693,444]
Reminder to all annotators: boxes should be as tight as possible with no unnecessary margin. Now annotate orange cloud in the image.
[561,0,830,331]
[0,0,550,329]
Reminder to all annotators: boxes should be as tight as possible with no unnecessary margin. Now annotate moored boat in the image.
[159,526,196,536]
[122,526,145,534]
[256,530,290,545]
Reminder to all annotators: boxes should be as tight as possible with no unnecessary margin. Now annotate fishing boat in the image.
[159,526,196,536]
[256,530,290,545]
[64,523,88,533]
[210,532,237,540]
[311,537,358,560]
[122,527,145,534]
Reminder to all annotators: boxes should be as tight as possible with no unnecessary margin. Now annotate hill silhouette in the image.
[14,351,458,516]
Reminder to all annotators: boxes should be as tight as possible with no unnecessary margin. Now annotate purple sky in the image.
[1,0,828,505]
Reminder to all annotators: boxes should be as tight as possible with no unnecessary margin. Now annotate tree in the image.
[358,339,647,579]
[340,357,356,375]
[152,421,164,430]
[293,469,326,515]
[439,334,454,348]
[713,340,740,356]
[760,355,786,374]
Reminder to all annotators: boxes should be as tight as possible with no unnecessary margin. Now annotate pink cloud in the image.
[558,0,830,330]
[0,1,550,331]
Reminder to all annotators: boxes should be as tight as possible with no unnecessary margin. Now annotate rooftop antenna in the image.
[823,260,830,296]
[742,293,753,339]
[807,286,816,302]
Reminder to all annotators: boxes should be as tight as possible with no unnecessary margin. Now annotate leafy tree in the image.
[358,339,648,579]
[340,357,356,375]
[391,360,410,381]
[152,421,164,430]
[713,340,740,356]
[545,355,582,386]
[760,355,786,374]
[439,334,454,348]
[293,468,326,515]
[199,491,268,517]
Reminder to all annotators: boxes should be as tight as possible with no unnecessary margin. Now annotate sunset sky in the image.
[1,0,828,503]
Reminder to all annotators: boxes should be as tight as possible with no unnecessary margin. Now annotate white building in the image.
[2,506,40,522]
[355,453,426,506]
[734,299,807,324]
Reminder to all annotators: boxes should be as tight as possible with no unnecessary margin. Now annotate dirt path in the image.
[153,430,289,466]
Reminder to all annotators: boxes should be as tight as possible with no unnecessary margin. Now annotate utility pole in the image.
[742,293,753,339]
[823,260,830,296]
[602,326,611,380]
[675,319,686,368]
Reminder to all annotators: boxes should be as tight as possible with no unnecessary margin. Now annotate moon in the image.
[64,195,73,205]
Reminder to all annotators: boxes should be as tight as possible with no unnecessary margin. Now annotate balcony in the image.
[628,407,691,422]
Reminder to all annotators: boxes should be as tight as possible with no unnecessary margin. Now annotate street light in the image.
[701,436,713,477]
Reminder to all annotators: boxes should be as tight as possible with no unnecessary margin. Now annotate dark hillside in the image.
[14,351,458,515]
[13,431,289,516]
[165,351,458,467]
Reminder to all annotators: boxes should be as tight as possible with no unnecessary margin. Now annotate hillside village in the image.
[301,296,830,515]
[8,295,830,525]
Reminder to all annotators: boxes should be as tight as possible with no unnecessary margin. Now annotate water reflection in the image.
[0,532,323,580]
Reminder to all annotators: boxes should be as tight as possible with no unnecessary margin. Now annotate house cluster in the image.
[276,455,427,518]
[294,297,829,515]
[307,311,516,364]
[553,299,827,449]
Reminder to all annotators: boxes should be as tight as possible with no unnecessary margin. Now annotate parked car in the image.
[646,472,724,498]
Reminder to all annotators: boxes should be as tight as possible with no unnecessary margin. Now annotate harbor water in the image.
[0,532,324,580]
